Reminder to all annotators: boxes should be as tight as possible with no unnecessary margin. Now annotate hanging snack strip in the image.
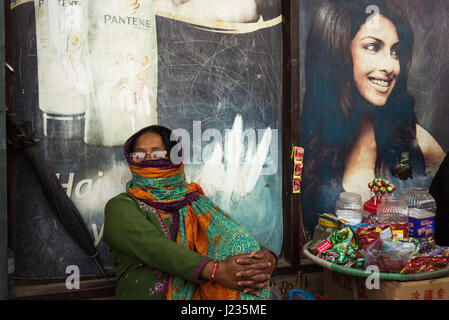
[291,147,304,194]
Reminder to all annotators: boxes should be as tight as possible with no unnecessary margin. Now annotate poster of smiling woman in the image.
[10,0,282,278]
[299,0,448,235]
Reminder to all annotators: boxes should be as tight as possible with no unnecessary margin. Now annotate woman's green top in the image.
[103,193,211,300]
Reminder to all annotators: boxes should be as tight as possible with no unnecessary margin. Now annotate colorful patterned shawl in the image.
[123,128,270,300]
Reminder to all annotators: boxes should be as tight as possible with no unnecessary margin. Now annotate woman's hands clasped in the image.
[235,249,277,296]
[207,249,276,297]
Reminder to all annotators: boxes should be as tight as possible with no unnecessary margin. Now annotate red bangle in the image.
[210,261,219,285]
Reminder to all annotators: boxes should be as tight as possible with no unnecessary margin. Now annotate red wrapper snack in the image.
[400,256,449,274]
[356,224,409,249]
[387,224,409,240]
[357,225,387,249]
[315,240,332,254]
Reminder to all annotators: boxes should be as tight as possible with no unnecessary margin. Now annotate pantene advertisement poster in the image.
[10,0,282,278]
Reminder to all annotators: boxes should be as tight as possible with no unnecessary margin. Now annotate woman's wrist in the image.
[199,259,215,281]
[210,261,219,284]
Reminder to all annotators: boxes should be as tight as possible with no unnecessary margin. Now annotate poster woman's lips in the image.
[368,76,393,93]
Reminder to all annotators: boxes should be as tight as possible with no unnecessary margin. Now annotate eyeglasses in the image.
[130,150,168,162]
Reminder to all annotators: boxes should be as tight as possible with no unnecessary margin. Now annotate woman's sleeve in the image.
[103,196,211,284]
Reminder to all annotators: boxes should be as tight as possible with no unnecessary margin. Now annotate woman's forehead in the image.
[355,14,399,44]
[135,132,165,148]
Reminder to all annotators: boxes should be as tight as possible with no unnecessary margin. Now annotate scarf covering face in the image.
[123,127,270,300]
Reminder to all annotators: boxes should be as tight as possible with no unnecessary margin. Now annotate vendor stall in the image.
[303,179,449,300]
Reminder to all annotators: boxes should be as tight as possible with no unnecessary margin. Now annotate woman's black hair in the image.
[300,0,426,232]
[130,125,178,154]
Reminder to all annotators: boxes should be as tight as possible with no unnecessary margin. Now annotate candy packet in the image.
[400,256,449,274]
[356,223,409,249]
[327,227,356,251]
[318,245,366,269]
[364,238,418,273]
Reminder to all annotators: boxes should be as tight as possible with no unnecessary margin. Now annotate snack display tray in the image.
[303,240,449,282]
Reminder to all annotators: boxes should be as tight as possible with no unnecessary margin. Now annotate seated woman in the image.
[103,125,277,300]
